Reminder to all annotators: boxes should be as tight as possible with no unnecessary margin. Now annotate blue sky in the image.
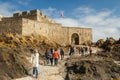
[0,0,120,42]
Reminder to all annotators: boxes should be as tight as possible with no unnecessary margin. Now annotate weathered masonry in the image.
[0,9,92,46]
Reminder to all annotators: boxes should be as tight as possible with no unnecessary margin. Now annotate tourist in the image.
[53,48,60,66]
[31,49,39,78]
[49,47,54,65]
[85,46,88,53]
[60,48,64,60]
[75,47,79,54]
[81,47,85,56]
[89,46,93,56]
[69,46,74,55]
[45,48,50,65]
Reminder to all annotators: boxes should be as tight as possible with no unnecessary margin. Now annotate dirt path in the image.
[14,56,69,80]
[15,64,65,80]
[14,47,101,80]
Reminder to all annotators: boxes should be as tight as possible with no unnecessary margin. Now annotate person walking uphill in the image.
[60,48,64,60]
[45,48,50,65]
[89,46,93,56]
[49,47,54,65]
[69,46,74,55]
[31,49,39,78]
[53,48,60,66]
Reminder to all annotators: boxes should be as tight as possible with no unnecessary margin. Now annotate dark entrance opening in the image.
[71,33,79,45]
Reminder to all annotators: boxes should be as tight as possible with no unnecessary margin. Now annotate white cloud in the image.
[93,27,119,42]
[13,0,31,6]
[41,7,57,17]
[41,7,64,18]
[50,7,120,42]
[54,18,79,27]
[79,9,120,41]
[75,7,95,14]
[0,2,18,17]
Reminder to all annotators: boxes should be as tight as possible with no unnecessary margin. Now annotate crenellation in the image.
[41,15,45,19]
[30,9,40,15]
[44,15,47,18]
[13,13,21,18]
[22,11,29,17]
[12,9,55,23]
[40,12,43,16]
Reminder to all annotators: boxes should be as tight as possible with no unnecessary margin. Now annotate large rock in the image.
[96,39,104,47]
[65,56,120,80]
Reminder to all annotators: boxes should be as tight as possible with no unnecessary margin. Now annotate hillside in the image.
[0,33,120,80]
[0,33,60,80]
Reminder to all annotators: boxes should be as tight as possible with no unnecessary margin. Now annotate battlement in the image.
[12,9,55,23]
[30,9,40,15]
[13,9,53,22]
[13,9,39,17]
[13,13,21,17]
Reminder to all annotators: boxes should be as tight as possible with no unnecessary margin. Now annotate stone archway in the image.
[71,33,79,45]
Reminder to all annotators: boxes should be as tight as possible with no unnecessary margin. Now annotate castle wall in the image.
[0,18,22,35]
[47,23,68,46]
[22,18,92,45]
[22,18,47,36]
[22,18,67,45]
[0,9,92,46]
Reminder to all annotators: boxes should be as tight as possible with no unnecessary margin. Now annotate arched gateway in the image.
[71,33,79,45]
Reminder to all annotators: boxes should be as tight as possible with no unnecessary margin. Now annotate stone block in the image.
[22,11,28,17]
[13,13,21,17]
[30,9,40,15]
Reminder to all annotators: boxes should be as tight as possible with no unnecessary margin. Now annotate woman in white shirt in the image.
[31,49,39,78]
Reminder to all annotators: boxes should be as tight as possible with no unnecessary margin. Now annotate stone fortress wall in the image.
[0,9,92,45]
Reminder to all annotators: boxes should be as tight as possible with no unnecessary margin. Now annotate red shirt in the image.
[53,51,60,59]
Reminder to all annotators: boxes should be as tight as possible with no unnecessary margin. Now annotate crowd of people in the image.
[30,45,93,78]
[44,46,93,66]
[68,46,93,56]
[45,47,64,66]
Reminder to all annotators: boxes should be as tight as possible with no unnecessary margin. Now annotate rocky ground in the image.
[14,47,120,80]
[0,33,120,80]
[65,55,120,80]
